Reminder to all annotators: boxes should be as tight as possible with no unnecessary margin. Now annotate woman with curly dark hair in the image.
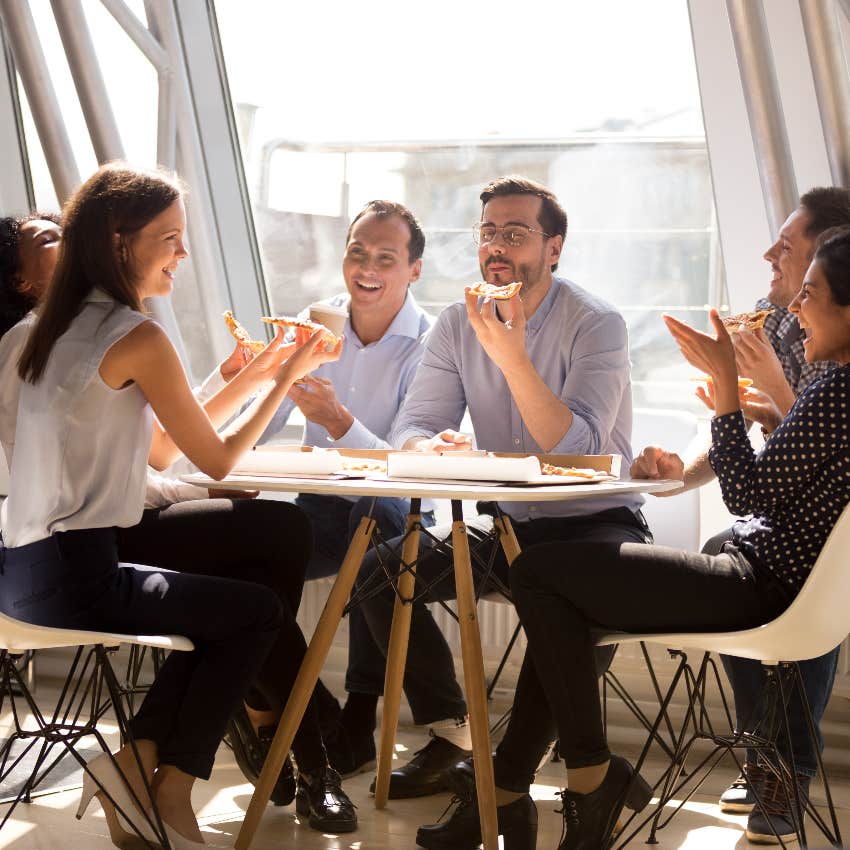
[0,213,61,337]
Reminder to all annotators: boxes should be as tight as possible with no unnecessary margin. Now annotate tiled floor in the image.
[3,711,850,850]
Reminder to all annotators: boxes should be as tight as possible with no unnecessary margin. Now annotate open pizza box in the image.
[385,450,620,485]
[235,446,619,485]
[232,445,387,478]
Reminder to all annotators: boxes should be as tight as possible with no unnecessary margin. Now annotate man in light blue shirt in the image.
[354,178,652,826]
[258,200,434,781]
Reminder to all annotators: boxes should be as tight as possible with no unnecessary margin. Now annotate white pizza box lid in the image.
[387,451,541,482]
[233,446,341,477]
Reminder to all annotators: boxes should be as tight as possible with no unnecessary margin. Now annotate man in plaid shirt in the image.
[631,186,850,842]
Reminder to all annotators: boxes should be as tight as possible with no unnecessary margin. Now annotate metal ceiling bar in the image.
[799,0,850,187]
[726,0,798,236]
[50,0,123,163]
[0,0,80,203]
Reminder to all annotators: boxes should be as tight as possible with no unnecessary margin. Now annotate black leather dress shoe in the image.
[416,791,537,850]
[224,705,295,806]
[444,753,477,798]
[324,724,377,779]
[369,734,471,799]
[557,755,652,850]
[295,765,358,832]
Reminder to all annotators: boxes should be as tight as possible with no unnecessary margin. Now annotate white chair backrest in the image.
[631,407,700,551]
[753,500,850,661]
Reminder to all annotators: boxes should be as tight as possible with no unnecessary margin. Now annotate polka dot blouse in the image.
[708,363,850,594]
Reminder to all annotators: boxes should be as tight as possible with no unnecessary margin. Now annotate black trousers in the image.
[510,538,794,771]
[355,504,649,779]
[0,525,283,779]
[116,498,327,773]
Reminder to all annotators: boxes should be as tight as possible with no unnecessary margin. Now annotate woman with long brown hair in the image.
[0,163,341,849]
[0,208,358,836]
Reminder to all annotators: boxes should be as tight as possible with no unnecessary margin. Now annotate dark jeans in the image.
[116,498,328,774]
[295,492,434,694]
[510,537,793,772]
[702,529,839,777]
[355,504,650,765]
[0,525,283,779]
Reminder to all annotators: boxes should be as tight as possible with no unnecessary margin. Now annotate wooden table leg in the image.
[374,500,421,808]
[235,515,376,850]
[494,515,521,565]
[451,501,498,850]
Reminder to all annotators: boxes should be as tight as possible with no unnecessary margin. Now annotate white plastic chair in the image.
[0,606,193,846]
[596,502,850,848]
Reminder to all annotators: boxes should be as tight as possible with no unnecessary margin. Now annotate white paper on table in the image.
[387,452,541,482]
[233,447,342,477]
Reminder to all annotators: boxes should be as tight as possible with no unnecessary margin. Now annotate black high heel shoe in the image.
[557,755,652,850]
[416,791,537,850]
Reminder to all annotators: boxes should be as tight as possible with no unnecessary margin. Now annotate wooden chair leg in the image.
[452,510,498,850]
[235,515,376,850]
[374,507,422,808]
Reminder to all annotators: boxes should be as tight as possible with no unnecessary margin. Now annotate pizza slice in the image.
[261,315,342,347]
[465,281,523,300]
[541,463,604,479]
[223,310,266,354]
[689,375,754,388]
[721,308,773,334]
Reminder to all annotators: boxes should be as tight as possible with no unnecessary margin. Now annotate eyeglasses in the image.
[473,222,552,247]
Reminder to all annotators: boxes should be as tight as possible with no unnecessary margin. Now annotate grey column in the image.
[726,0,798,234]
[799,0,850,188]
[0,0,79,203]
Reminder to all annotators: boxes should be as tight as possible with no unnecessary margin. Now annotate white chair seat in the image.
[598,500,850,665]
[0,610,194,654]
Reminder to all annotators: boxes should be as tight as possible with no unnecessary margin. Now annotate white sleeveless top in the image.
[2,291,153,547]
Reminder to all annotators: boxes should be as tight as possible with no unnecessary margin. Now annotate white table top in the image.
[182,472,682,502]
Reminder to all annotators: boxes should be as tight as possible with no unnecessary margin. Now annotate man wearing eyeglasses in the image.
[351,176,649,833]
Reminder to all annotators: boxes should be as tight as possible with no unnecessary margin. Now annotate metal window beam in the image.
[726,0,798,236]
[0,13,33,213]
[799,0,850,187]
[50,0,123,163]
[98,0,176,168]
[0,0,80,203]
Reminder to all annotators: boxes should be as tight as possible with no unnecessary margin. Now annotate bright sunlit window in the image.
[215,0,721,411]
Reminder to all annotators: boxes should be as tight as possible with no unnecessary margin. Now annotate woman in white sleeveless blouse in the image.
[0,164,341,849]
[0,212,357,832]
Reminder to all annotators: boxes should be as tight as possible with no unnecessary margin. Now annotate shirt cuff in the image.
[328,417,388,451]
[195,367,226,403]
[710,410,749,445]
[144,475,209,508]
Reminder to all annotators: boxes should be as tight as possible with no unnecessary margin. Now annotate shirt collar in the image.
[347,289,425,347]
[382,290,426,340]
[525,277,561,332]
[84,288,115,304]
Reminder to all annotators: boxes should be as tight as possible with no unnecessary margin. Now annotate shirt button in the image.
[513,437,520,445]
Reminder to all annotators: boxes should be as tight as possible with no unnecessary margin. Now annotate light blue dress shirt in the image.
[259,290,433,451]
[389,276,642,521]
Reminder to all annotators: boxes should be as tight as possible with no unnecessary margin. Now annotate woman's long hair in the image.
[0,212,61,339]
[18,164,182,383]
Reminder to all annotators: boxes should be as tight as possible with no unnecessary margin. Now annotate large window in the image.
[215,0,722,411]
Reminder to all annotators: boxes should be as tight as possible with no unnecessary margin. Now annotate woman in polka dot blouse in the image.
[502,228,850,849]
